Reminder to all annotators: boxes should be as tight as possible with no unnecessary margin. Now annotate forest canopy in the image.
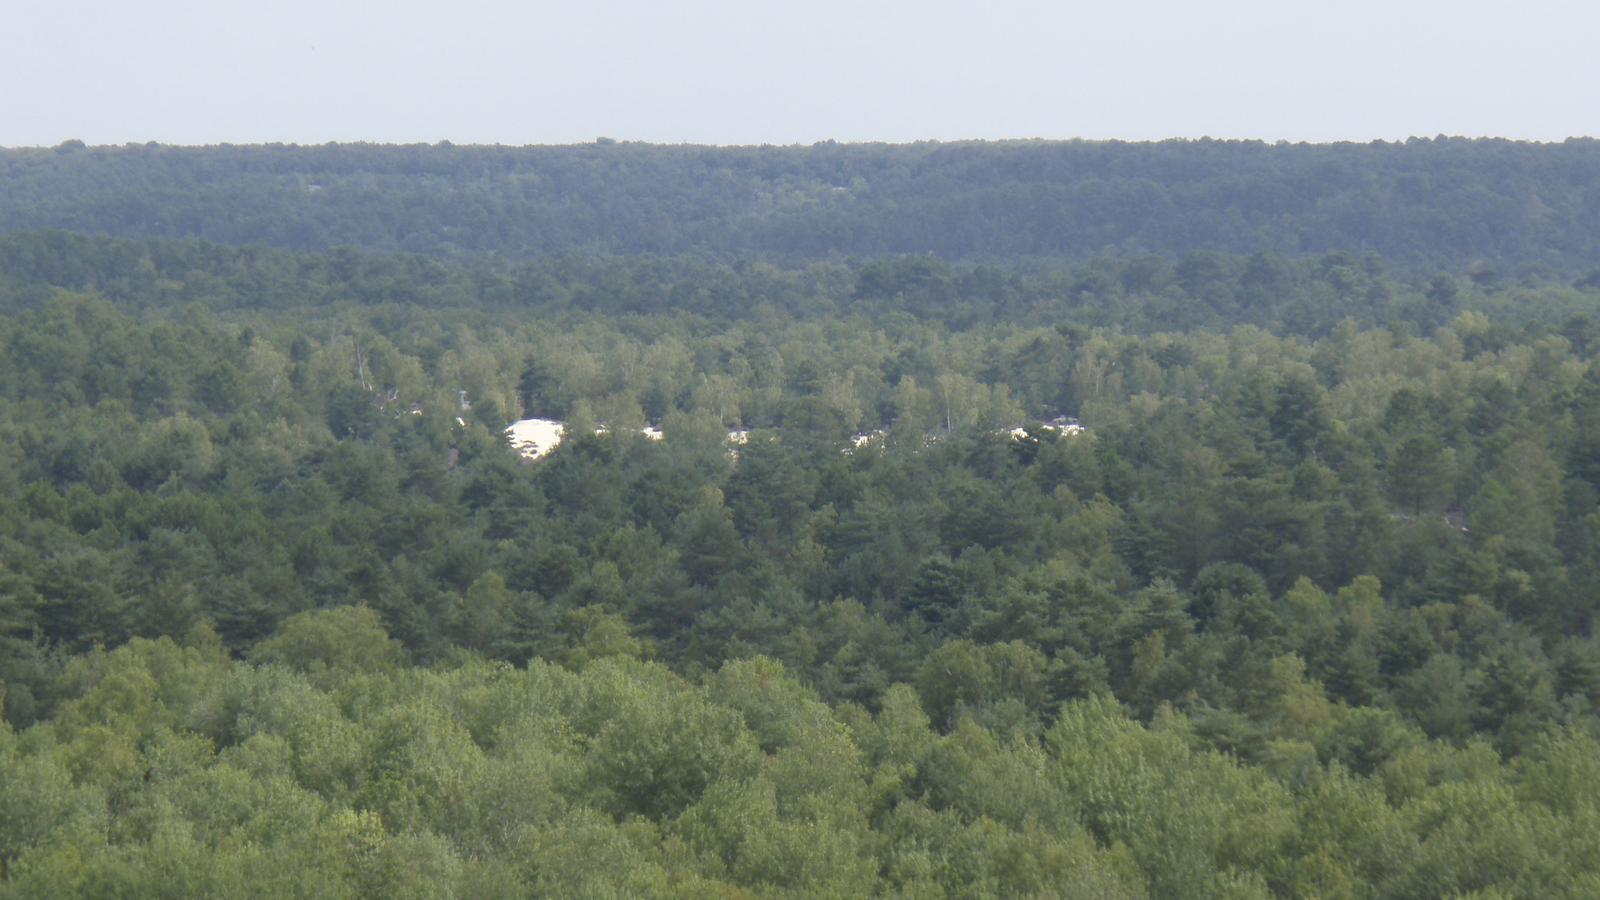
[3,136,1600,898]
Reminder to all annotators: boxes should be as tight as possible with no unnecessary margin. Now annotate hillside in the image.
[4,137,1599,271]
[5,151,1600,897]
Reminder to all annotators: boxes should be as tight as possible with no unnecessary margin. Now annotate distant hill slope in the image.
[2,137,1598,270]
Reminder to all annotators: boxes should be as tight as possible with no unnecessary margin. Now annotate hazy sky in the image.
[3,0,1597,147]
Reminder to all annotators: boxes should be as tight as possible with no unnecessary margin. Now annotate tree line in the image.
[5,228,1600,337]
[6,627,1600,899]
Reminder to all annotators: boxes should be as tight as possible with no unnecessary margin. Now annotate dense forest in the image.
[4,137,1600,898]
[5,137,1600,271]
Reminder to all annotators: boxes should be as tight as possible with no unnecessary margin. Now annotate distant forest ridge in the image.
[2,137,1599,270]
[9,227,1600,338]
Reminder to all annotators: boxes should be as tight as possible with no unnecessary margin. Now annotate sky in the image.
[3,0,1597,147]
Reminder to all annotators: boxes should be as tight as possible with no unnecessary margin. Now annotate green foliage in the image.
[915,639,1055,731]
[554,604,648,670]
[250,606,404,687]
[6,195,1600,895]
[1,644,1600,897]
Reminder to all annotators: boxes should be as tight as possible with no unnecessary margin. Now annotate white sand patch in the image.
[1008,421,1085,440]
[850,429,887,449]
[505,416,1074,464]
[506,417,568,461]
[506,418,693,461]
